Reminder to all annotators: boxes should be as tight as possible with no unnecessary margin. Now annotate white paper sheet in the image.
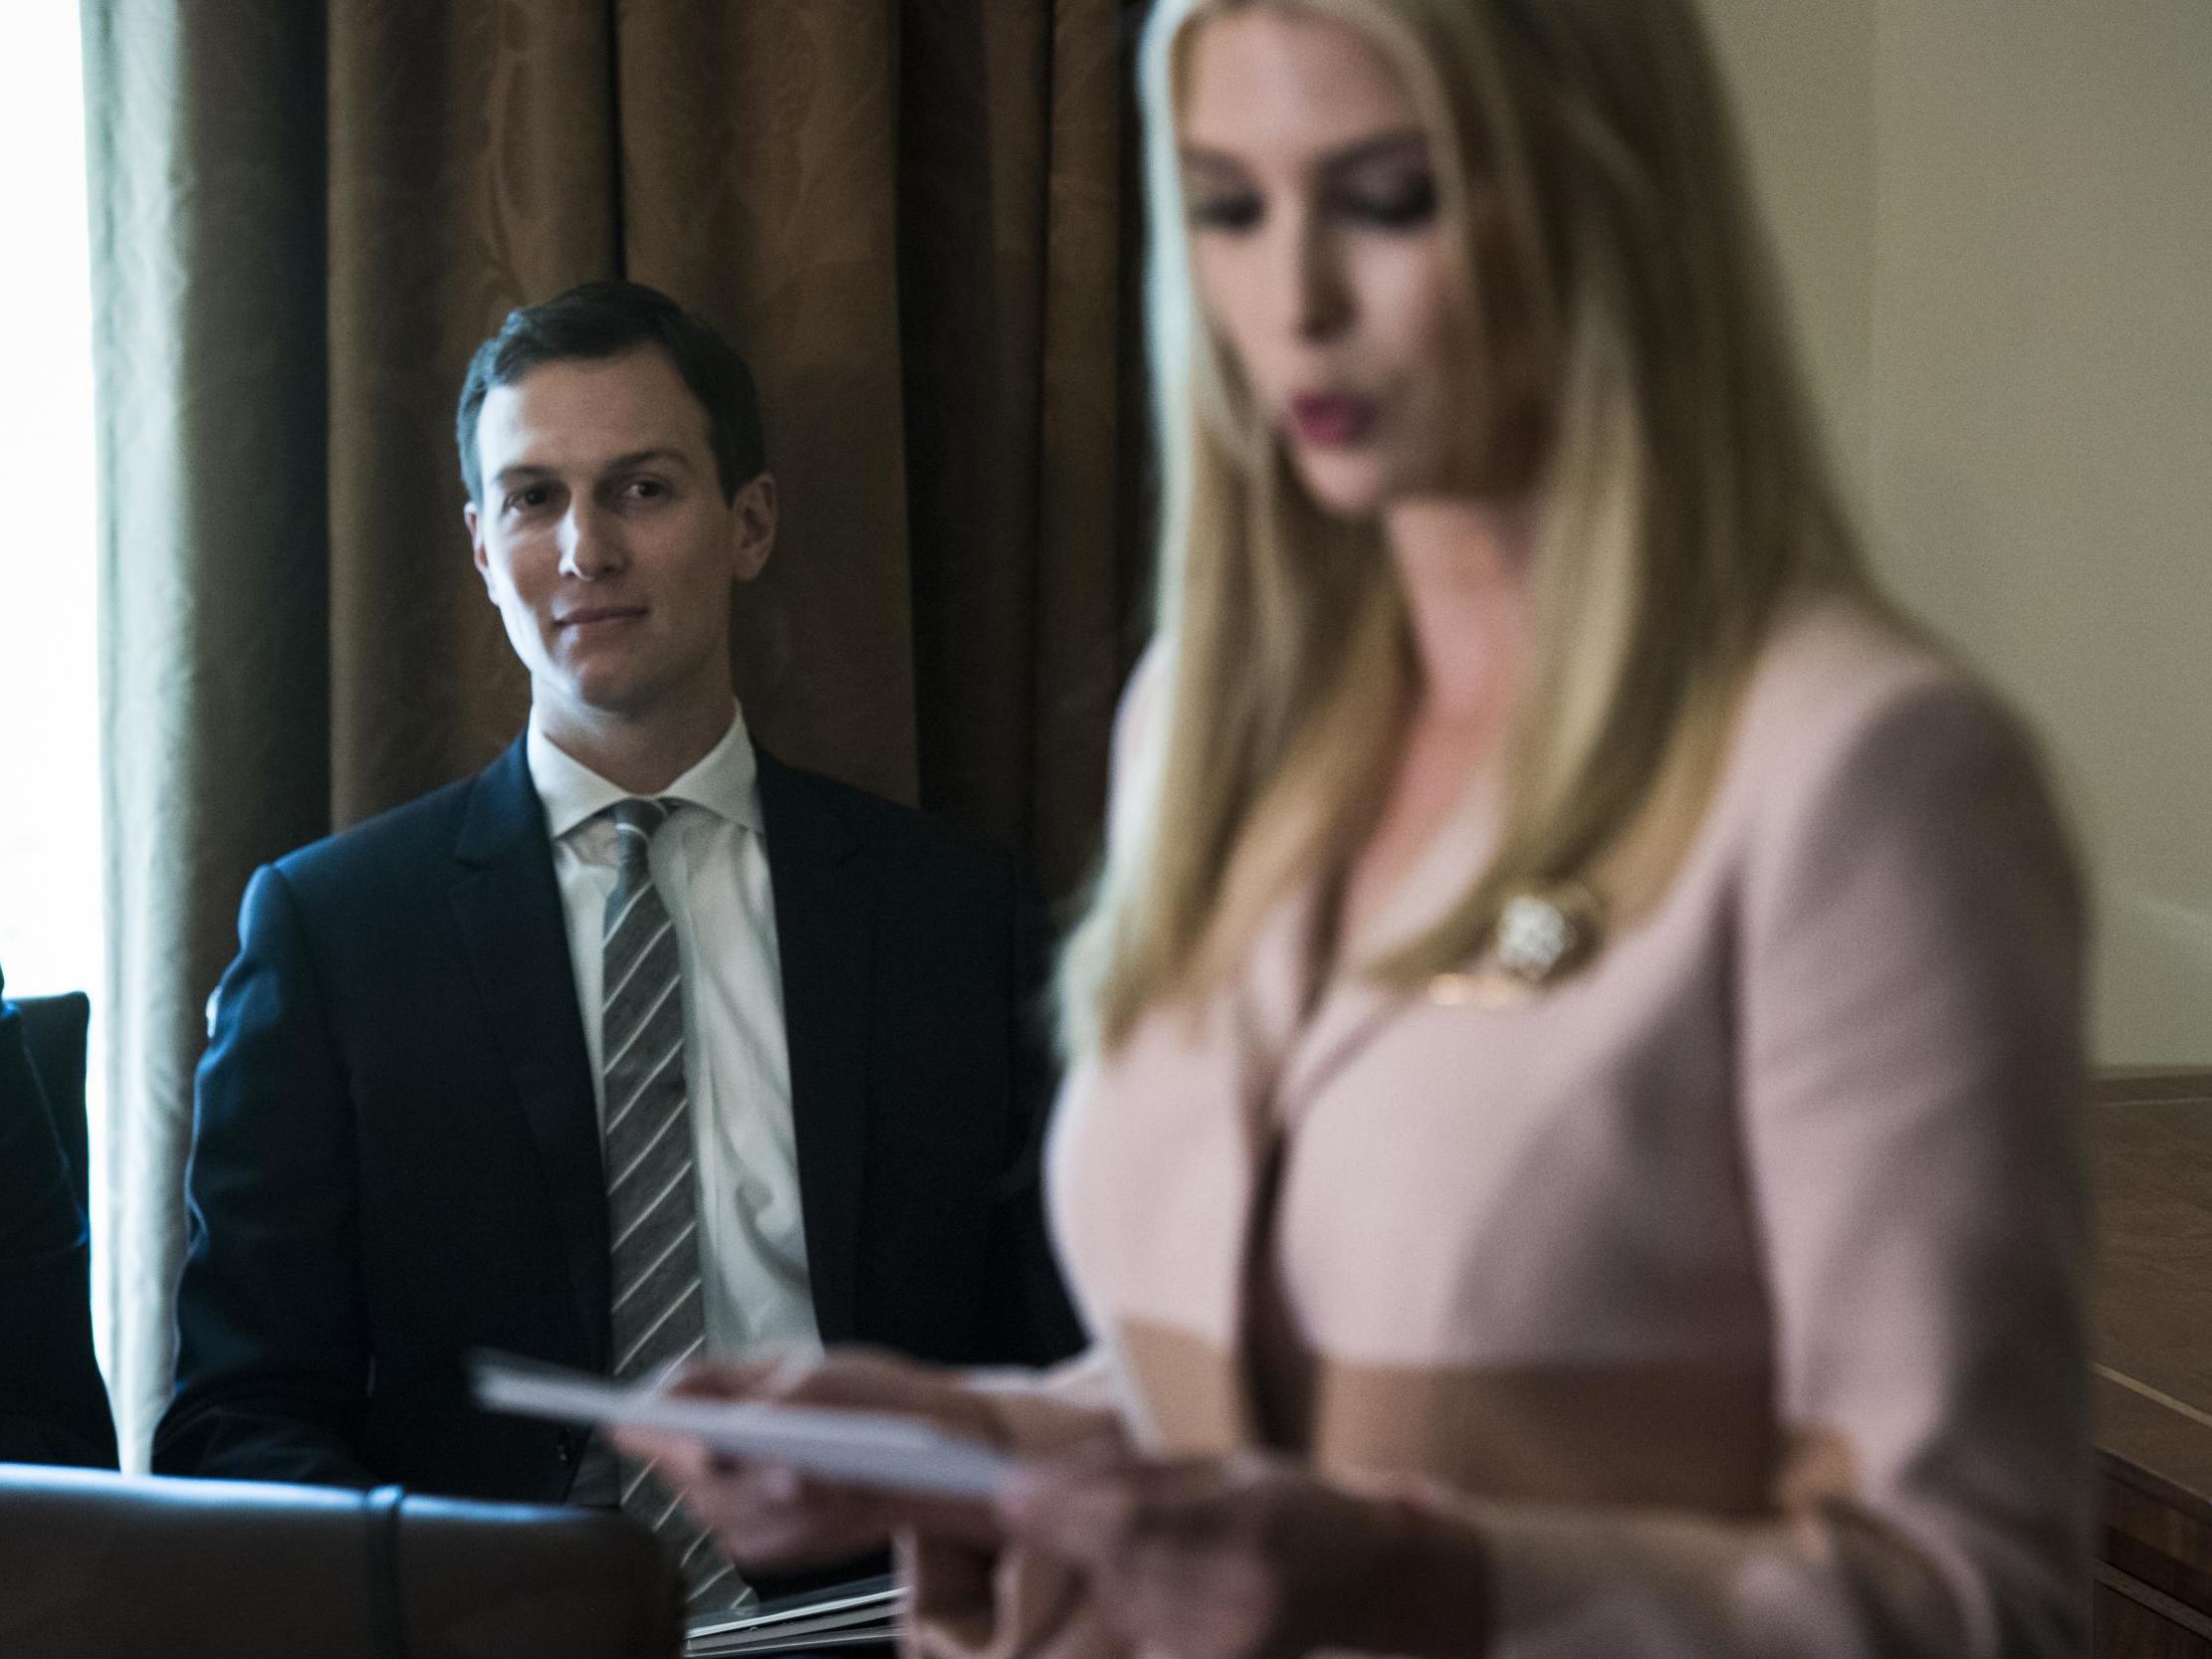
[471,1353,1013,1500]
[687,1576,904,1656]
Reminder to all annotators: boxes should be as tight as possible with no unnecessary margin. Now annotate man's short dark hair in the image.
[455,280,767,505]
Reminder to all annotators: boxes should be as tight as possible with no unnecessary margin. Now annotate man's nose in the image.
[557,502,622,579]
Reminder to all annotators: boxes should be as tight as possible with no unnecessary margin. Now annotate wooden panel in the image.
[2092,1072,2212,1657]
[2104,1465,2212,1617]
[2092,1084,2212,1519]
[2095,1072,2212,1108]
[2096,1569,2212,1657]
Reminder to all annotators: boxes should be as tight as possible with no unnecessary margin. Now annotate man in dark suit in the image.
[0,962,116,1468]
[156,283,1077,1605]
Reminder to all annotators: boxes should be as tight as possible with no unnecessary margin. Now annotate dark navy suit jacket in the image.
[0,971,116,1468]
[154,738,1078,1498]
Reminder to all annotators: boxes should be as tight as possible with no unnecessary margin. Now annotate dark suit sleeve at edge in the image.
[153,864,375,1487]
[980,866,1083,1365]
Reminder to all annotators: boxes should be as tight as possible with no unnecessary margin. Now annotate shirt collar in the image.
[526,704,763,841]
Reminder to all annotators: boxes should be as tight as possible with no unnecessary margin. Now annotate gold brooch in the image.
[1428,882,1606,1006]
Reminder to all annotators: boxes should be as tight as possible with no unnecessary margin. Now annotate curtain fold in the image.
[618,0,922,801]
[84,0,1144,1469]
[326,0,623,808]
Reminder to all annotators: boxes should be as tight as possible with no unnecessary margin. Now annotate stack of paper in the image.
[685,1576,904,1657]
[470,1353,1010,1657]
[470,1351,1013,1498]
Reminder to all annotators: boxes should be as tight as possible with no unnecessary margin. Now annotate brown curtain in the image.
[84,0,1150,1466]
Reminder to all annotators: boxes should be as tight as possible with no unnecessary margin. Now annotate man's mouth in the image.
[556,606,647,628]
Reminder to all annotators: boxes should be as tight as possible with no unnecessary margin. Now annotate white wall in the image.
[1700,0,1879,499]
[1702,0,2212,1065]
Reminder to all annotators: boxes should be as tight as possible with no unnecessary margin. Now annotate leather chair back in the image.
[9,990,90,1217]
[0,1464,683,1658]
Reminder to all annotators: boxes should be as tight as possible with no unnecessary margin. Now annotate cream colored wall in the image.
[1701,0,2212,1065]
[1699,0,1879,498]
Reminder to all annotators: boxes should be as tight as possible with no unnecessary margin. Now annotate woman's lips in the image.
[1288,393,1377,448]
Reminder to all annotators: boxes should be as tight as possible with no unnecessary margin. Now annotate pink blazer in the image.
[910,596,2091,1659]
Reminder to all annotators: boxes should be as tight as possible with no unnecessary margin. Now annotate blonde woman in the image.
[621,2,2091,1654]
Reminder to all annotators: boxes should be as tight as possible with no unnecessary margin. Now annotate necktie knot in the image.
[607,797,673,879]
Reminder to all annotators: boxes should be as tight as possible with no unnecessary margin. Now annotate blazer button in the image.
[557,1428,582,1464]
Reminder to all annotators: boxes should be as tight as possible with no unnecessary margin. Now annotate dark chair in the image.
[0,979,114,1469]
[10,990,90,1219]
[0,1464,683,1658]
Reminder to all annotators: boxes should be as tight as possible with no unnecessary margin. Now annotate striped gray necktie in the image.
[600,797,751,1615]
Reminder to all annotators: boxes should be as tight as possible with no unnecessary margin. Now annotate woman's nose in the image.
[1290,213,1352,342]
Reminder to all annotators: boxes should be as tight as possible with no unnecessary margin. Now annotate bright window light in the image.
[0,6,106,1325]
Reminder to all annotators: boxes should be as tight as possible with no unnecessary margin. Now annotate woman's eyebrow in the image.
[1316,127,1431,177]
[1178,127,1430,182]
[1177,144,1249,178]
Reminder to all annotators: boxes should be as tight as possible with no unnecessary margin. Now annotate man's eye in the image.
[1189,194,1262,232]
[506,487,551,514]
[625,478,667,500]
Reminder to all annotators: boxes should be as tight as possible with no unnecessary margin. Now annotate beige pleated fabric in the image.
[83,0,1148,1467]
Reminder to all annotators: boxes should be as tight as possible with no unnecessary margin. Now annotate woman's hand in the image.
[995,1450,1488,1659]
[610,1348,1007,1570]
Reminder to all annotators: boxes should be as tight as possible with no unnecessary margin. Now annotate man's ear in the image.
[731,473,777,584]
[465,502,495,594]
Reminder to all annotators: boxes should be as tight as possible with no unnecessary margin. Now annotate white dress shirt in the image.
[527,706,822,1363]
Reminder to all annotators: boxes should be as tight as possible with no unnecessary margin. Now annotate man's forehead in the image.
[476,348,712,475]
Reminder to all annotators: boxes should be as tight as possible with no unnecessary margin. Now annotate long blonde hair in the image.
[1059,0,1874,1056]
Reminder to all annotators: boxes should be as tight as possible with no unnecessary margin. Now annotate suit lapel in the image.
[1276,774,1502,1128]
[448,737,611,1367]
[756,752,871,1344]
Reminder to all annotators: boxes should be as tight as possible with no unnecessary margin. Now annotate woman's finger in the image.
[997,1456,1154,1564]
[658,1357,783,1400]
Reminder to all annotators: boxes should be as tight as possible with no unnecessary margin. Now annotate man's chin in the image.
[532,647,724,730]
[539,671,662,723]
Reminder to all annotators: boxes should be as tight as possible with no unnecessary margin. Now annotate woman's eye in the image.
[1189,194,1263,232]
[1341,176,1438,229]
